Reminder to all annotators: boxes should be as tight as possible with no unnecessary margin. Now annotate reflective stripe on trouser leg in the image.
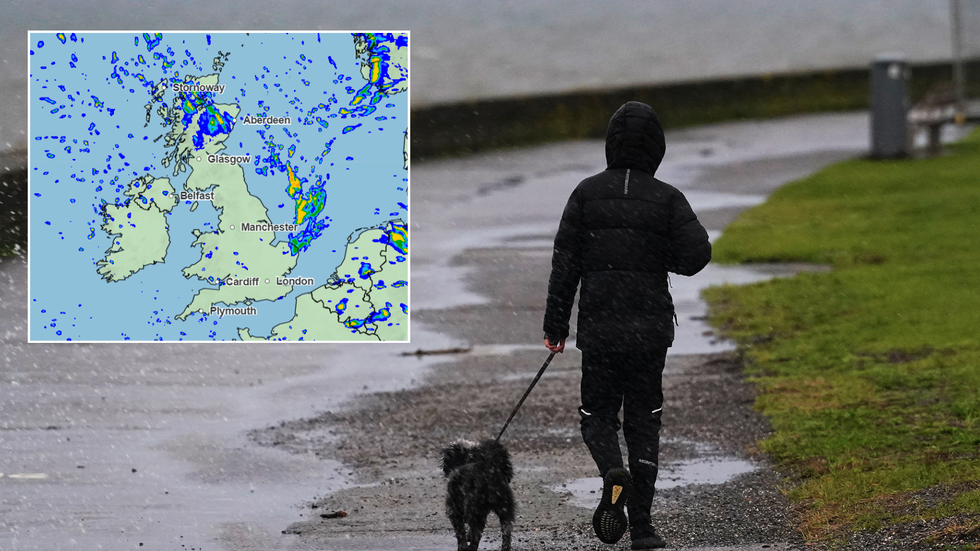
[579,406,624,476]
[621,348,667,529]
[624,407,661,528]
[580,348,627,477]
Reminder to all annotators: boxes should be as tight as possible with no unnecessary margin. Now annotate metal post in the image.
[951,0,967,118]
[870,54,910,159]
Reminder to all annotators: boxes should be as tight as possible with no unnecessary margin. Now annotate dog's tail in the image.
[440,440,472,477]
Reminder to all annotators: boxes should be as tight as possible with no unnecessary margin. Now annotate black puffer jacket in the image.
[543,102,711,351]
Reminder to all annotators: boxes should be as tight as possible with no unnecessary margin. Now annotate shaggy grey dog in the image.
[440,439,515,551]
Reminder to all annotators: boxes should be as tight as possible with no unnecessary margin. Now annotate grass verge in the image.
[704,129,980,548]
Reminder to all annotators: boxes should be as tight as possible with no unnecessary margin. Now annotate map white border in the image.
[27,29,411,344]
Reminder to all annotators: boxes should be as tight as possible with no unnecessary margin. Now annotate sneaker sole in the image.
[592,468,631,544]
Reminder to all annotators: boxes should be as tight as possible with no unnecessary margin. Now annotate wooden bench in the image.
[908,99,980,155]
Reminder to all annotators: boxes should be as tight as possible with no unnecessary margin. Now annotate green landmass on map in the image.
[238,223,408,341]
[160,75,300,322]
[95,175,178,282]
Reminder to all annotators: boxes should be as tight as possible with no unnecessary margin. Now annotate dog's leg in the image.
[496,501,515,551]
[499,520,513,551]
[496,486,516,551]
[447,495,468,551]
[467,516,486,551]
[451,520,467,551]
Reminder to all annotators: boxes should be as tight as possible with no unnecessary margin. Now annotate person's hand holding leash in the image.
[544,337,565,353]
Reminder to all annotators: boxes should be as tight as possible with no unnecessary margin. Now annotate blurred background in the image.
[1,0,979,150]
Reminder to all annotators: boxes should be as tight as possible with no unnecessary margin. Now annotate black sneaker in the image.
[592,467,632,544]
[630,525,667,549]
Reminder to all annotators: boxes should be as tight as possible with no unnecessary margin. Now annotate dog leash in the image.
[495,352,556,442]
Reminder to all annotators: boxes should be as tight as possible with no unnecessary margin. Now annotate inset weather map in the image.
[28,31,409,342]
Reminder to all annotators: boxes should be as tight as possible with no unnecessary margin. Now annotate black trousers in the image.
[579,346,667,530]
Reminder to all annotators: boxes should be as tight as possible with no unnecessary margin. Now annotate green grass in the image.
[704,129,980,545]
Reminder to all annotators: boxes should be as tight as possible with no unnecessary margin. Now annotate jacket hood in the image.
[605,101,666,175]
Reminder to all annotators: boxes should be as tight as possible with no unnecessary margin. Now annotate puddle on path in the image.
[555,455,759,509]
[684,190,767,211]
[470,343,546,356]
[657,456,758,490]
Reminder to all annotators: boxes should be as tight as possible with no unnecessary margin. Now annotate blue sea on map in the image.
[28,32,408,341]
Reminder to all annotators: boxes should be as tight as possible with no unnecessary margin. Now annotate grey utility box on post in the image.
[870,54,910,158]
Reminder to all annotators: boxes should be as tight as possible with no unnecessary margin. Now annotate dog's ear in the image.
[440,441,470,476]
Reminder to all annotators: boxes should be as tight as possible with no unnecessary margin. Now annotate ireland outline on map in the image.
[28,31,409,342]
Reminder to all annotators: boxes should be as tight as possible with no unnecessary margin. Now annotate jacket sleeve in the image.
[666,190,711,276]
[543,190,583,341]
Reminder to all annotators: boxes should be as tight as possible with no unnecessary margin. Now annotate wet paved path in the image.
[2,112,872,550]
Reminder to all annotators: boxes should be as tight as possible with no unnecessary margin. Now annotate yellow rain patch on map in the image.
[368,56,382,83]
[285,162,302,198]
[295,195,312,225]
[387,223,407,254]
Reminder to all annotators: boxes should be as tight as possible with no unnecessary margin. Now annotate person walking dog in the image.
[543,101,711,549]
